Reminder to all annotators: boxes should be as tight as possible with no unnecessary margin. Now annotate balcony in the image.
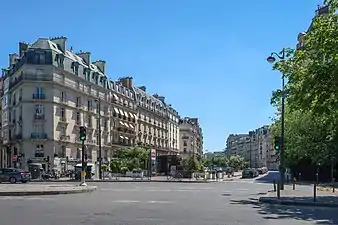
[59,134,70,142]
[58,117,68,125]
[31,133,47,139]
[34,114,45,120]
[32,94,46,100]
[87,139,97,146]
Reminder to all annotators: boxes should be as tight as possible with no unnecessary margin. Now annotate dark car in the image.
[0,168,31,183]
[242,168,259,179]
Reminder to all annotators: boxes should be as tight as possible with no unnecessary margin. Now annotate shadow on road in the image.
[230,197,338,224]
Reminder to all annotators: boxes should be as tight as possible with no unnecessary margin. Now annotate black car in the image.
[242,168,258,179]
[0,168,31,183]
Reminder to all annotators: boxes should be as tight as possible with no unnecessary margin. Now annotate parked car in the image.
[242,168,259,179]
[0,168,31,183]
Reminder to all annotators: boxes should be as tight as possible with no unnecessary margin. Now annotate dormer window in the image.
[71,62,79,75]
[55,54,64,68]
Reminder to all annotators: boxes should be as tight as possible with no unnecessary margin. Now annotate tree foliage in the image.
[110,147,149,173]
[269,1,338,167]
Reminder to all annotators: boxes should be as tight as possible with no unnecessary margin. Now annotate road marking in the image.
[111,200,141,203]
[0,196,55,201]
[146,200,174,204]
[111,200,175,204]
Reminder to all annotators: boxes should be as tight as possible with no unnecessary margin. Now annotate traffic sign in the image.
[151,149,156,161]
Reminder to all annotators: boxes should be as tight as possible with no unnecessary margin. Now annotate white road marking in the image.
[111,200,175,204]
[0,196,55,201]
[146,200,174,204]
[111,200,141,203]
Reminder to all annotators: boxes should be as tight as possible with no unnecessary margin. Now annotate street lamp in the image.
[267,48,286,190]
[95,98,102,180]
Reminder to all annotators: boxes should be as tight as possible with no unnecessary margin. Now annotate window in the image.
[35,145,44,157]
[59,146,66,158]
[60,108,65,120]
[36,87,43,95]
[33,124,44,134]
[60,126,66,135]
[96,102,100,113]
[88,115,92,127]
[87,100,92,111]
[36,105,44,115]
[183,141,187,147]
[76,97,81,107]
[56,54,64,67]
[76,112,81,124]
[96,118,100,129]
[61,92,66,102]
[104,119,108,130]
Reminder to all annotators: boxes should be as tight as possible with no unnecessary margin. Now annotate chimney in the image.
[119,77,133,89]
[19,42,29,57]
[76,51,91,65]
[93,60,106,74]
[138,86,146,92]
[50,36,67,52]
[9,53,18,66]
[158,96,165,103]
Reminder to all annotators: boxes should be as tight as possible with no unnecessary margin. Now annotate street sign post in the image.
[151,149,156,161]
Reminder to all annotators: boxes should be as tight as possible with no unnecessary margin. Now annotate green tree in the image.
[269,1,338,167]
[183,156,203,172]
[228,155,245,170]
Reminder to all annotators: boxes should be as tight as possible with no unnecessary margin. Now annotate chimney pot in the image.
[50,36,67,52]
[76,52,91,65]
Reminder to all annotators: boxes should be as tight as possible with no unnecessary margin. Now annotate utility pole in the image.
[249,132,252,168]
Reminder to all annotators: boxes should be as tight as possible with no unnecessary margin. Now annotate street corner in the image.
[0,184,97,196]
[258,196,338,208]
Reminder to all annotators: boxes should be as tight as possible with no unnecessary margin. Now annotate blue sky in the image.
[0,0,323,152]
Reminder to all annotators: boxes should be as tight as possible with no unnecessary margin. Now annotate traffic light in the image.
[274,136,282,151]
[79,126,86,141]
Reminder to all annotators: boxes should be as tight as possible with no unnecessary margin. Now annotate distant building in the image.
[179,117,203,158]
[225,125,278,169]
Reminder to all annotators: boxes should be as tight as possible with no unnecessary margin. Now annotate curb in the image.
[259,197,338,208]
[31,179,217,184]
[0,186,97,196]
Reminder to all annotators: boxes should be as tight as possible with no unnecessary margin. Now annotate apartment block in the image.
[0,36,183,170]
[118,77,180,155]
[225,125,278,169]
[179,117,203,158]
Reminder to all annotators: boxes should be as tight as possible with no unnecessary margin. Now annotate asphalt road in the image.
[0,180,337,225]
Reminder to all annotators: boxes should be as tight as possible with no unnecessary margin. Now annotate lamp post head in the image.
[267,55,276,63]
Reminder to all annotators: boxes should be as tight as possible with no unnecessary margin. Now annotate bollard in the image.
[273,180,276,192]
[293,177,296,190]
[313,181,317,202]
[277,182,280,199]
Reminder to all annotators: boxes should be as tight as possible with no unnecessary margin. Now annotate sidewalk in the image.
[0,184,97,196]
[259,185,338,207]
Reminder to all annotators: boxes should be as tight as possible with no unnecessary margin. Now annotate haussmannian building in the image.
[178,117,203,158]
[0,37,139,170]
[118,77,180,155]
[0,36,182,170]
[225,125,278,169]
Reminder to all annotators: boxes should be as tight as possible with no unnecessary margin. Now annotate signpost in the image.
[149,149,157,180]
[151,149,156,161]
